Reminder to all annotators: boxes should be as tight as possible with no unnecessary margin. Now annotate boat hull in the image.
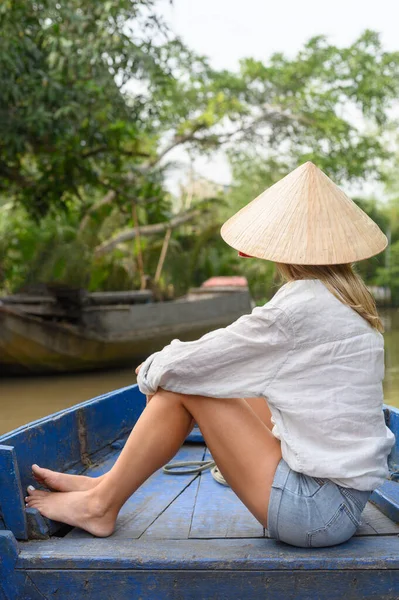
[0,387,399,599]
[0,291,252,374]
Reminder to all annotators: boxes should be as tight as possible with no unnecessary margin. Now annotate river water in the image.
[1,309,398,436]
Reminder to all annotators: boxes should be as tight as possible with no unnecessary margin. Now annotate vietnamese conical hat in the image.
[220,161,387,265]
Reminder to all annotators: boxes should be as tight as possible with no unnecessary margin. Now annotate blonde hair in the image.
[275,263,384,333]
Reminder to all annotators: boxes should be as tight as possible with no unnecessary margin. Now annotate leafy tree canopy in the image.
[1,4,399,298]
[1,4,398,220]
[0,0,175,215]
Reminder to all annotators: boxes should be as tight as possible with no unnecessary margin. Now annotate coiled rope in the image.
[162,459,229,486]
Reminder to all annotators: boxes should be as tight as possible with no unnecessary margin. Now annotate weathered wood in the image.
[1,303,73,318]
[0,386,144,539]
[2,393,399,600]
[370,481,399,524]
[0,386,145,536]
[24,569,399,600]
[1,290,153,306]
[67,444,205,540]
[0,531,19,600]
[384,404,399,471]
[355,501,399,536]
[16,535,399,570]
[142,451,205,540]
[0,446,27,540]
[0,294,58,304]
[0,291,154,318]
[187,286,249,295]
[88,290,153,305]
[354,518,378,536]
[368,405,399,524]
[0,289,252,374]
[0,531,46,600]
[25,508,50,540]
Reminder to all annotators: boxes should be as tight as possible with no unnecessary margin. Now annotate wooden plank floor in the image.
[65,443,399,541]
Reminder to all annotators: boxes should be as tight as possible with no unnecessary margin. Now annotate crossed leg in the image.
[27,391,281,536]
[32,396,275,492]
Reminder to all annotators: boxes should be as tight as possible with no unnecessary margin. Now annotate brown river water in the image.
[1,309,398,436]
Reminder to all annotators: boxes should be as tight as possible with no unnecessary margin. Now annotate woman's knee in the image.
[155,387,183,401]
[157,387,203,403]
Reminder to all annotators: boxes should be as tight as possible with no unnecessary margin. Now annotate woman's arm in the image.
[135,363,153,405]
[136,303,294,399]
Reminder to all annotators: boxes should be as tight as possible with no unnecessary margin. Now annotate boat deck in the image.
[11,441,399,599]
[65,443,399,542]
[2,387,399,599]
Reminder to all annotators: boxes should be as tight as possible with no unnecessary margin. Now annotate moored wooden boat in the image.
[0,386,398,599]
[0,279,253,375]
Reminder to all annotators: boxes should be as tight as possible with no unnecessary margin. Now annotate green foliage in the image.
[0,0,171,216]
[0,201,148,293]
[233,30,399,181]
[350,198,390,285]
[0,203,89,291]
[1,7,399,302]
[376,240,399,305]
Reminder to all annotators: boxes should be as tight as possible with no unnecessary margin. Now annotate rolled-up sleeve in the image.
[136,303,294,398]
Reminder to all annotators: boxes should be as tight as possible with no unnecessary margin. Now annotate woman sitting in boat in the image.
[26,162,395,548]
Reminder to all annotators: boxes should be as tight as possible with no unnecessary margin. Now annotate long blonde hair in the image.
[275,263,384,333]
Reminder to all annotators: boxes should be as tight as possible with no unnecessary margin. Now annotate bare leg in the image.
[26,394,196,536]
[32,417,197,492]
[31,397,273,492]
[244,396,274,430]
[27,390,281,536]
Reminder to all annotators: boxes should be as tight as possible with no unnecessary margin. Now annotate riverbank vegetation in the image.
[1,1,399,304]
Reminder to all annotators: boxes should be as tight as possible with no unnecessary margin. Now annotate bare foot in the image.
[32,464,104,492]
[25,487,116,537]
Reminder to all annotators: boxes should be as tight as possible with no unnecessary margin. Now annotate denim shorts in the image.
[267,457,373,548]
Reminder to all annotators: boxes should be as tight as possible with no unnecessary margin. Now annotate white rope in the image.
[162,459,229,486]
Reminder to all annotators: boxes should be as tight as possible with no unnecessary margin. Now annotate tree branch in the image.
[81,146,108,158]
[140,124,206,172]
[137,105,313,173]
[212,104,315,145]
[94,205,209,256]
[79,190,117,232]
[81,146,151,159]
[79,191,162,233]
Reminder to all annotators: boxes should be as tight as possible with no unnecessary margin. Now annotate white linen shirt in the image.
[137,279,396,491]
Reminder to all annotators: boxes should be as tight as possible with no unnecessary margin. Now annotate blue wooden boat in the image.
[1,385,399,599]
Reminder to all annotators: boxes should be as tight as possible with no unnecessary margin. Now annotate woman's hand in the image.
[135,362,154,405]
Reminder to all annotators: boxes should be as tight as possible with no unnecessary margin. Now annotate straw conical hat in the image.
[220,161,387,265]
